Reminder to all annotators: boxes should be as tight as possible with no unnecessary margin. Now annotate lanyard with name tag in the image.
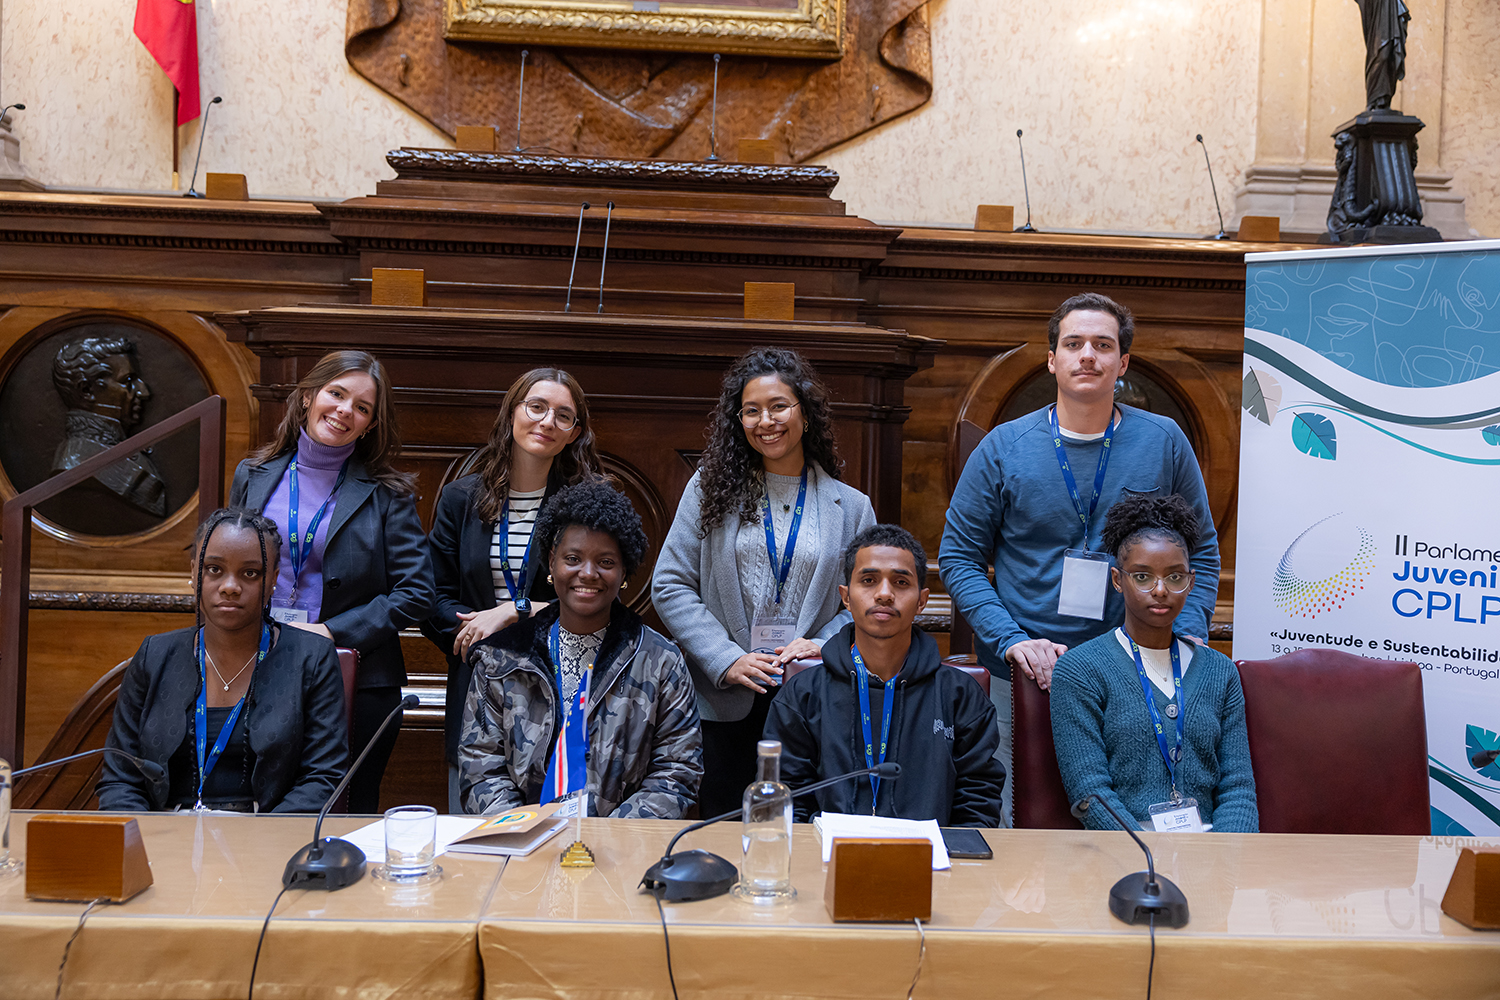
[1126,632,1206,831]
[284,460,346,606]
[850,643,895,812]
[1050,406,1115,620]
[541,622,592,803]
[760,466,808,606]
[496,496,534,604]
[193,624,270,810]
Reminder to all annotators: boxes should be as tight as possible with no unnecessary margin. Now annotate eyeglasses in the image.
[521,397,578,431]
[1123,571,1195,594]
[738,401,800,426]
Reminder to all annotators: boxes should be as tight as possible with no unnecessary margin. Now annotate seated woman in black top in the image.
[98,509,349,812]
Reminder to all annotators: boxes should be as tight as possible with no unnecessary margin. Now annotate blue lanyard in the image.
[496,497,534,604]
[1048,406,1116,545]
[1125,631,1185,802]
[541,622,591,802]
[850,643,895,812]
[193,624,270,808]
[286,461,346,599]
[760,466,809,605]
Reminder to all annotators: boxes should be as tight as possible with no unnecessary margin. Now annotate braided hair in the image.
[1100,493,1201,565]
[192,508,284,627]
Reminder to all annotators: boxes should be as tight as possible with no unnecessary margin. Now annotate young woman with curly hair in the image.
[231,350,434,813]
[423,368,601,811]
[1050,493,1258,833]
[458,479,702,818]
[652,347,875,815]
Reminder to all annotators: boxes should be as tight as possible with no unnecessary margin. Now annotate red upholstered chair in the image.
[1011,668,1082,829]
[1235,649,1429,834]
[336,647,359,738]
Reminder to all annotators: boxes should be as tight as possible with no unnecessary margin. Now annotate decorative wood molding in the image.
[386,148,841,192]
[444,0,844,59]
[27,591,195,613]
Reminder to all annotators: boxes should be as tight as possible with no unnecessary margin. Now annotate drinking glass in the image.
[0,758,19,878]
[377,805,439,882]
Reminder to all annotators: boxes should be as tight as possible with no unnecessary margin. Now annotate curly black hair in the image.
[534,478,649,577]
[1100,493,1202,563]
[695,347,843,534]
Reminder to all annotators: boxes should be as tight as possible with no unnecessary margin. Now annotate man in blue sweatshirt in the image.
[764,525,1005,827]
[938,293,1220,820]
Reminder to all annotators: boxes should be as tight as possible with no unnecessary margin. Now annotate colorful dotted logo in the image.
[1272,514,1376,618]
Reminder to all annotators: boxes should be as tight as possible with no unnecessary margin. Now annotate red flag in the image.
[134,0,200,126]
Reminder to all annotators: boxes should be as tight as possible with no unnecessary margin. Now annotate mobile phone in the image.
[940,827,993,860]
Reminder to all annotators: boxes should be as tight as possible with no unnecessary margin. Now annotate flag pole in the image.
[171,91,180,190]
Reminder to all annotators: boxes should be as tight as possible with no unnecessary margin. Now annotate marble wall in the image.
[0,0,1494,234]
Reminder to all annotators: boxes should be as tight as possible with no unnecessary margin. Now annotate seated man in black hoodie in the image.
[764,524,1005,827]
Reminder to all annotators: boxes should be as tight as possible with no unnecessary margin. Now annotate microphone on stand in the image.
[596,201,614,313]
[282,693,419,891]
[705,54,721,162]
[184,96,224,199]
[1472,748,1499,769]
[1014,129,1038,233]
[1072,792,1190,927]
[0,104,23,127]
[514,49,530,152]
[1196,134,1228,240]
[640,761,901,903]
[563,202,591,313]
[11,746,169,803]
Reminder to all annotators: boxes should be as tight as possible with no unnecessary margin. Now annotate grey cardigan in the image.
[651,465,876,723]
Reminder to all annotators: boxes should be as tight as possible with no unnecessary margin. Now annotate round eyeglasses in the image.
[1123,571,1195,594]
[738,401,800,426]
[521,397,578,431]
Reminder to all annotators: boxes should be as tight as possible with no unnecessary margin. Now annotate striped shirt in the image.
[490,487,547,603]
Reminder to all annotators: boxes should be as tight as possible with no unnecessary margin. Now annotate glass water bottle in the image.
[0,757,19,878]
[733,740,795,903]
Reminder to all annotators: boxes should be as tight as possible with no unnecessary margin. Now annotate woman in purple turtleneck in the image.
[231,350,435,813]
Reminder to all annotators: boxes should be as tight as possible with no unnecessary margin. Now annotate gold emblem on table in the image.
[560,840,595,868]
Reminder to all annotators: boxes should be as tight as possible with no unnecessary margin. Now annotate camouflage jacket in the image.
[458,602,703,818]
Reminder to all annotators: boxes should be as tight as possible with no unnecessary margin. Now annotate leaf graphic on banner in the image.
[1466,725,1500,779]
[1291,413,1336,460]
[1242,369,1282,425]
[1483,425,1500,446]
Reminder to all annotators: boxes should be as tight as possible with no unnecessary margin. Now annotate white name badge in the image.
[269,606,310,625]
[751,620,796,656]
[1057,549,1111,620]
[1149,797,1206,833]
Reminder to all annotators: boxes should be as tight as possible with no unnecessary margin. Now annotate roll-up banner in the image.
[1235,239,1500,836]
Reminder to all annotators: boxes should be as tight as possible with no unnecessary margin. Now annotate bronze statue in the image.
[1327,131,1381,236]
[1356,0,1409,110]
[50,336,166,517]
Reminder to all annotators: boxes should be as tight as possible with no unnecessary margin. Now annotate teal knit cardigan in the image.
[1049,631,1259,832]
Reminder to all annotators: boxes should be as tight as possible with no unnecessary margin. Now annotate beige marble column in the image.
[1234,0,1472,239]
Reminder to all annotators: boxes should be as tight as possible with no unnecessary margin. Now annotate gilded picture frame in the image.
[444,0,844,60]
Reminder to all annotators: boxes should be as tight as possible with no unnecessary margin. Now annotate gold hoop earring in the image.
[621,580,629,591]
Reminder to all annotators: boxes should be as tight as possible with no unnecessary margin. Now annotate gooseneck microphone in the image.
[514,49,530,152]
[282,693,419,891]
[1014,129,1038,233]
[563,202,591,312]
[0,103,23,127]
[12,746,169,803]
[1075,792,1190,928]
[596,201,615,313]
[1196,134,1228,240]
[184,96,224,199]
[640,761,901,902]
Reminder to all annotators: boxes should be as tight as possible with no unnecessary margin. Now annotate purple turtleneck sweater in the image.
[265,429,356,622]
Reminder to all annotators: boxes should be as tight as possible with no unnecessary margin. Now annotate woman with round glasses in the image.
[653,347,875,815]
[424,368,601,811]
[1050,493,1257,832]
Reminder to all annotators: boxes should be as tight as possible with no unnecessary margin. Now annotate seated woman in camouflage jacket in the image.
[458,479,703,817]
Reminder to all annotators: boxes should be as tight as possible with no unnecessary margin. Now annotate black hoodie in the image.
[763,623,1005,827]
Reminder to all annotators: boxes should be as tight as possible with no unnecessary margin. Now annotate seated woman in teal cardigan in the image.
[1050,493,1257,832]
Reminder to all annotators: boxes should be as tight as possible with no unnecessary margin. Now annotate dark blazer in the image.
[231,453,436,690]
[98,626,349,812]
[421,472,558,763]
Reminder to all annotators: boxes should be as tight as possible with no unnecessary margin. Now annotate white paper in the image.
[812,813,951,870]
[1057,550,1110,619]
[339,815,488,861]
